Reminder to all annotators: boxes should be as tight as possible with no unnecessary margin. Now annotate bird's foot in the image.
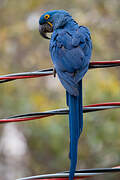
[53,68,56,78]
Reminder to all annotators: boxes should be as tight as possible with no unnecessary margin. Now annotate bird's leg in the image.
[53,67,56,78]
[73,70,77,77]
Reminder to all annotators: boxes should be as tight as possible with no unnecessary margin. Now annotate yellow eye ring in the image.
[44,14,50,20]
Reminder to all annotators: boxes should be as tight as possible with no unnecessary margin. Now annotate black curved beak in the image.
[39,24,50,39]
[39,23,53,40]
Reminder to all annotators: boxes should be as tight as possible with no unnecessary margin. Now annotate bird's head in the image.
[39,10,71,39]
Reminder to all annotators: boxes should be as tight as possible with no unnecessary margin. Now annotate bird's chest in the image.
[49,31,73,71]
[50,44,66,70]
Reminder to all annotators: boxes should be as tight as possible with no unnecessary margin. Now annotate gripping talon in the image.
[53,68,56,77]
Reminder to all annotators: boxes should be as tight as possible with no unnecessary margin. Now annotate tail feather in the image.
[66,80,83,180]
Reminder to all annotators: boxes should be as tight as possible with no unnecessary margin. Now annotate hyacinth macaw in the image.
[39,10,92,180]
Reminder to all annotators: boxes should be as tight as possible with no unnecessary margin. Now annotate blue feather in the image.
[66,80,83,180]
[39,10,92,180]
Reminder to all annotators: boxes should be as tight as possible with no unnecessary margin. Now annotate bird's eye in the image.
[44,14,50,20]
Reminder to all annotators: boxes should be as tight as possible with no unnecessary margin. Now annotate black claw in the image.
[53,68,56,77]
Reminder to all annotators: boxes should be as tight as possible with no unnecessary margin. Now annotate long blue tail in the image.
[66,80,83,180]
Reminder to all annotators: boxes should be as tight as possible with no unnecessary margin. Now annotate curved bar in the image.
[17,166,120,180]
[0,102,120,124]
[0,60,120,83]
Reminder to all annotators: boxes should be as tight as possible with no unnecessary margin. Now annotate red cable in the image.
[30,177,91,180]
[91,60,120,65]
[0,60,120,81]
[1,114,52,123]
[85,102,120,107]
[0,102,120,123]
[0,74,52,80]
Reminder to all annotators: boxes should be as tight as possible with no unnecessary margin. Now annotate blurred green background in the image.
[0,0,120,179]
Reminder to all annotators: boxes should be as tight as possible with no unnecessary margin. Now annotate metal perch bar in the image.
[0,102,120,124]
[0,60,120,83]
[17,166,120,180]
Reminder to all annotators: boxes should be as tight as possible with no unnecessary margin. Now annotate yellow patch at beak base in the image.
[48,22,53,27]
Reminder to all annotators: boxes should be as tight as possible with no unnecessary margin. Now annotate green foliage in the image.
[0,0,120,179]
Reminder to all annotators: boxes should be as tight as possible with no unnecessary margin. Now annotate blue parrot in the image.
[39,10,92,180]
